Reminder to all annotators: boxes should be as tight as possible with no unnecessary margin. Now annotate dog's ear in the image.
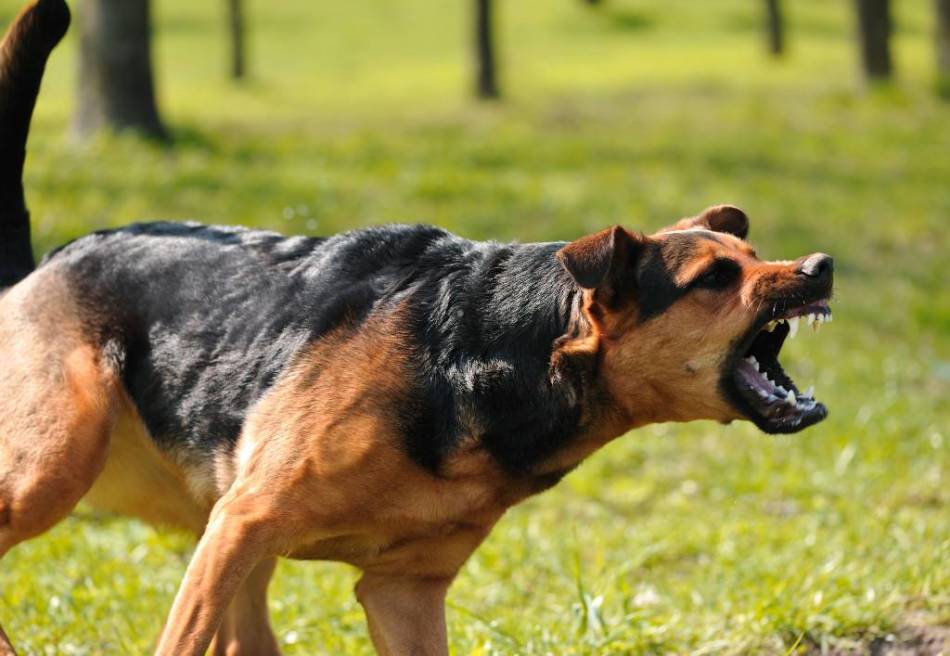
[557,226,642,303]
[658,205,749,240]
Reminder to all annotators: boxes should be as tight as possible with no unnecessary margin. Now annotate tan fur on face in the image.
[569,227,808,429]
[600,289,750,425]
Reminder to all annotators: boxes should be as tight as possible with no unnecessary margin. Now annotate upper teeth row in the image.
[765,311,831,337]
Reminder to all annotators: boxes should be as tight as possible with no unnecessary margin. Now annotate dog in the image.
[0,2,835,654]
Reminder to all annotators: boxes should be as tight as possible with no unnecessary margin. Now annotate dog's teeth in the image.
[747,356,759,371]
[826,313,833,323]
[775,385,786,396]
[786,389,796,405]
[804,385,815,398]
[765,320,778,332]
[787,316,799,338]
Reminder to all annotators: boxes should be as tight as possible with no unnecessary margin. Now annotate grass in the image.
[2,0,948,653]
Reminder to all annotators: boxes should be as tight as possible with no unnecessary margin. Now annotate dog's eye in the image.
[694,259,740,290]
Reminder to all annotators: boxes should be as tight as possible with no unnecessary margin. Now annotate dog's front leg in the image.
[355,573,452,656]
[155,492,279,656]
[209,556,280,656]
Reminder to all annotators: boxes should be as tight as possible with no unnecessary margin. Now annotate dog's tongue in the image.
[736,358,774,396]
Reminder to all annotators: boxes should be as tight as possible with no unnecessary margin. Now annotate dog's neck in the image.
[480,244,677,479]
[437,242,632,478]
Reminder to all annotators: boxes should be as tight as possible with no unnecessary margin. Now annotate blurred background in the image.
[1,0,948,653]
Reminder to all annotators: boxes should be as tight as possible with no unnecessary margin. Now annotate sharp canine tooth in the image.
[805,385,814,398]
[787,390,796,404]
[766,320,778,332]
[788,316,799,338]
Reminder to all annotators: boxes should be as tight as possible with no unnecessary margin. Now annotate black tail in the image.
[0,0,69,288]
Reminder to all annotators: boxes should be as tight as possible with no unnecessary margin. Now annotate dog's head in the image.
[557,205,833,434]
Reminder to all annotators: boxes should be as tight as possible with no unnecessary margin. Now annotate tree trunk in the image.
[73,0,168,141]
[765,0,784,56]
[854,0,893,80]
[474,0,499,99]
[226,0,246,81]
[937,0,950,94]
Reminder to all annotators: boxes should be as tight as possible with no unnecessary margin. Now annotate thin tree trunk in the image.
[227,0,246,81]
[474,0,499,99]
[854,0,893,80]
[73,0,168,141]
[765,0,784,57]
[937,0,950,94]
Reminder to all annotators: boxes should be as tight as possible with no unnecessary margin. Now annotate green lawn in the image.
[2,0,948,653]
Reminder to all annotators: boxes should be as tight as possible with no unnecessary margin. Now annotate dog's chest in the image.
[282,455,532,573]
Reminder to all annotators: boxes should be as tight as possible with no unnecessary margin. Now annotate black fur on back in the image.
[45,222,593,475]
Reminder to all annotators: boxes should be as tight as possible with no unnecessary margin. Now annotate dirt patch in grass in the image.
[811,623,949,656]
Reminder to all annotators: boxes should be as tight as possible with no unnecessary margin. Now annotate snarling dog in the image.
[0,2,834,655]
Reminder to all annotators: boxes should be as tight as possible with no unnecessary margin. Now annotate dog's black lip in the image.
[720,294,831,433]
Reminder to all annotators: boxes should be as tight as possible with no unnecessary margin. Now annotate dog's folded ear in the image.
[557,226,641,303]
[658,205,749,239]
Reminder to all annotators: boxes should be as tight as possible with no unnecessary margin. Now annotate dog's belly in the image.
[81,399,211,535]
[286,533,394,563]
[284,519,501,579]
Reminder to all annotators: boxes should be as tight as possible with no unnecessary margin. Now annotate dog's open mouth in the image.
[726,300,832,433]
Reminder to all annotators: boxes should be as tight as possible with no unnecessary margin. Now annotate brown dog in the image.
[0,2,834,654]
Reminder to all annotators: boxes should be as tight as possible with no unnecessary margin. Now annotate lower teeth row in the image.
[744,356,815,405]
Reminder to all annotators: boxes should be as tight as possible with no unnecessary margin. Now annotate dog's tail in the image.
[0,0,69,288]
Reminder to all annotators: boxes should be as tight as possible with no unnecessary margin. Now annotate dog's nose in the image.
[797,253,834,280]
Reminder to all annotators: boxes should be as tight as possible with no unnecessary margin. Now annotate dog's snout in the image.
[797,253,834,280]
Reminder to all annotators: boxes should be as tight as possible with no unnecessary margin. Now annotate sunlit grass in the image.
[2,0,948,653]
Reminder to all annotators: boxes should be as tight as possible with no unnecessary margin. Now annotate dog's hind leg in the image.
[208,557,281,656]
[0,274,120,654]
